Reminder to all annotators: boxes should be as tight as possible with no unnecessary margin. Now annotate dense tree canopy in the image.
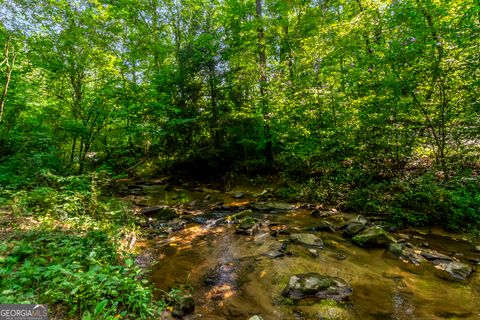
[1,0,478,173]
[0,0,479,215]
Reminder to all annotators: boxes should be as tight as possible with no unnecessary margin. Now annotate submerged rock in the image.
[433,260,473,282]
[189,216,209,225]
[434,310,473,318]
[311,209,336,218]
[387,242,460,268]
[420,248,452,261]
[228,209,253,222]
[387,243,427,266]
[268,224,291,237]
[282,273,353,301]
[308,249,319,257]
[382,272,404,280]
[342,215,368,237]
[204,262,237,287]
[315,300,352,319]
[388,243,406,257]
[140,206,177,220]
[264,242,288,259]
[315,221,337,232]
[352,226,396,248]
[333,253,347,260]
[154,218,187,233]
[265,249,285,259]
[249,201,294,211]
[290,233,324,248]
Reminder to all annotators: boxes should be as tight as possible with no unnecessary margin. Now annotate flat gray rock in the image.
[282,273,353,301]
[290,233,324,248]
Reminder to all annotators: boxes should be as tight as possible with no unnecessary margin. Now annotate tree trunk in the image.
[256,0,273,165]
[0,38,16,123]
[208,59,220,148]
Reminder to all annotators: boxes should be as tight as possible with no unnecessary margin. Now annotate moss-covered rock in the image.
[351,226,396,248]
[235,217,259,235]
[228,209,253,223]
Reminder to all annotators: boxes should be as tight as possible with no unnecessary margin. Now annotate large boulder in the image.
[342,215,368,237]
[352,226,396,248]
[290,233,324,248]
[282,273,353,301]
[433,260,473,282]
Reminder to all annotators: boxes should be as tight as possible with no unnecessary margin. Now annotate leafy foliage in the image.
[0,231,155,319]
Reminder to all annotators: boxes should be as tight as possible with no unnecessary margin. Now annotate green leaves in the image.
[0,228,156,318]
[94,299,109,317]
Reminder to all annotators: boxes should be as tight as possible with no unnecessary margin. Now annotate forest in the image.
[0,0,479,319]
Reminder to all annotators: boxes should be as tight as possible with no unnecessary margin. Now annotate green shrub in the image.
[0,230,157,319]
[274,186,299,202]
[389,174,480,231]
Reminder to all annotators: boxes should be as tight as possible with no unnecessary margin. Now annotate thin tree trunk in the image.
[256,0,273,165]
[415,0,448,173]
[209,60,220,148]
[70,138,77,165]
[0,39,16,123]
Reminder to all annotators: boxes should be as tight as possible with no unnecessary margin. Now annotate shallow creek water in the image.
[126,183,480,320]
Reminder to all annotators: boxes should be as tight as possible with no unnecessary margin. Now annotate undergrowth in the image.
[275,162,480,232]
[0,171,164,319]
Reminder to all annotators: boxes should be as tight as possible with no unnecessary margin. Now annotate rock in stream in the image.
[342,215,368,237]
[140,206,177,220]
[282,273,353,301]
[290,233,324,248]
[352,226,396,248]
[433,260,473,282]
[235,217,260,235]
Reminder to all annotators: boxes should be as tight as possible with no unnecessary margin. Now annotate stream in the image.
[121,180,480,320]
